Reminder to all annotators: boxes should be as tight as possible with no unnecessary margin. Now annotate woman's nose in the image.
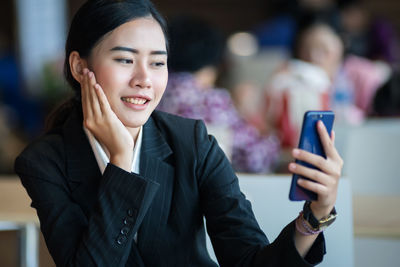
[129,64,151,89]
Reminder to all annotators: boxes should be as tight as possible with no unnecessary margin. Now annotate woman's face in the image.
[87,17,168,130]
[298,25,343,79]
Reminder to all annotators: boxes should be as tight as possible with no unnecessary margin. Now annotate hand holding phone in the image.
[289,111,335,201]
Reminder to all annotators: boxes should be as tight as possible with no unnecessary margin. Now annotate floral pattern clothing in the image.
[157,72,280,173]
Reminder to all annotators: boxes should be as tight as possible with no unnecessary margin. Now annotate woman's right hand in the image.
[81,68,134,171]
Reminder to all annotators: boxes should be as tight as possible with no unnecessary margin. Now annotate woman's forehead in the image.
[95,17,166,53]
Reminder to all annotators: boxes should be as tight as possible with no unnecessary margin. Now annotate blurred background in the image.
[1,0,400,266]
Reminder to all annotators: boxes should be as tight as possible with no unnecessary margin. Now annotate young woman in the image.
[15,0,343,266]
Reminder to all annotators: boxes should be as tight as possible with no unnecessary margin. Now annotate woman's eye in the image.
[152,62,166,67]
[115,58,133,64]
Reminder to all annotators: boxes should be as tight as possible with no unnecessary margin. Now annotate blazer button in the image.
[127,208,135,217]
[124,217,134,226]
[116,235,127,245]
[121,226,130,235]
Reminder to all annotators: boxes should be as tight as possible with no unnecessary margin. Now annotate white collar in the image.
[83,126,143,174]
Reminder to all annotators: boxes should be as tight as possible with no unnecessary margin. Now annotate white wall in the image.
[15,0,67,92]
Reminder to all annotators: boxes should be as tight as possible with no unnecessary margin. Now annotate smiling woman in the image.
[71,18,168,135]
[14,0,343,266]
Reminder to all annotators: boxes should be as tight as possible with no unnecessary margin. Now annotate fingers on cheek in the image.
[95,84,104,102]
[89,72,96,86]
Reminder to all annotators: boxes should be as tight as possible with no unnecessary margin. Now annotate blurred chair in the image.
[0,177,39,267]
[336,118,400,195]
[205,123,233,161]
[335,118,400,267]
[206,174,354,267]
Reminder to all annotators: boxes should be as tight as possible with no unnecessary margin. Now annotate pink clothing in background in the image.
[342,55,386,114]
[157,72,280,173]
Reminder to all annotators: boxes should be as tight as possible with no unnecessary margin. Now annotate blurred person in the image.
[157,16,280,173]
[263,14,385,148]
[337,0,400,67]
[14,0,344,266]
[371,70,400,117]
[236,1,340,141]
[253,0,340,49]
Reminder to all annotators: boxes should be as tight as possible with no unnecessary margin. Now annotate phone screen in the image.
[289,110,335,201]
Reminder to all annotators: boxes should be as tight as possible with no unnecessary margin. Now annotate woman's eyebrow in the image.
[110,46,167,55]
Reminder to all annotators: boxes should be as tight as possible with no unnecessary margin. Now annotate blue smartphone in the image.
[289,110,335,201]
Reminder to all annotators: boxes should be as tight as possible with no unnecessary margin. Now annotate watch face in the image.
[319,214,337,230]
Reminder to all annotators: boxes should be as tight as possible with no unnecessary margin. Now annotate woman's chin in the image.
[122,117,149,129]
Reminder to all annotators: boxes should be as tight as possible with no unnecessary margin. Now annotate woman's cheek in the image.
[94,62,123,83]
[155,71,168,93]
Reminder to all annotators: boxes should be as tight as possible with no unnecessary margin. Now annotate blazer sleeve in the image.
[195,120,326,266]
[15,144,158,267]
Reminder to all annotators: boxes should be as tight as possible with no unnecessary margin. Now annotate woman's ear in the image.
[69,51,88,84]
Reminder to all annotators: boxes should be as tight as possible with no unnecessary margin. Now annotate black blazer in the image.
[15,106,325,267]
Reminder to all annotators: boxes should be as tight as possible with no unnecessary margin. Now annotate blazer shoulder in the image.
[152,110,205,135]
[150,110,219,162]
[152,110,199,129]
[15,127,66,177]
[151,110,210,140]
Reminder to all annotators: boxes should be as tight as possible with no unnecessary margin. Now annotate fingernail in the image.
[289,163,296,170]
[83,68,88,74]
[293,149,300,156]
[318,120,325,129]
[297,178,303,184]
[88,72,93,78]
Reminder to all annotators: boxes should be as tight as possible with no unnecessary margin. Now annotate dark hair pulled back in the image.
[46,0,168,130]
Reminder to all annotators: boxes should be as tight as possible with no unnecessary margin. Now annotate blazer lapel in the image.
[63,107,101,216]
[137,115,175,257]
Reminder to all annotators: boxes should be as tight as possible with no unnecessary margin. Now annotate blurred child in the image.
[158,16,280,173]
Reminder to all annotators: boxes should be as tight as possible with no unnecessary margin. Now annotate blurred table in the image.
[2,174,400,267]
[353,195,400,238]
[0,176,39,267]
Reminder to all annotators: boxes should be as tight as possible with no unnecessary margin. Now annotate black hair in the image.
[65,0,168,94]
[270,0,301,16]
[372,71,400,117]
[167,15,224,73]
[46,0,167,130]
[336,0,364,10]
[291,11,342,58]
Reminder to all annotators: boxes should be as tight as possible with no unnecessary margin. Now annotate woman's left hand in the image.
[289,120,344,218]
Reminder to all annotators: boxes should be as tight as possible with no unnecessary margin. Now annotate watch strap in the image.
[302,201,337,230]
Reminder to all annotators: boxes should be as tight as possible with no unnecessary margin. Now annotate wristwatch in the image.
[302,201,337,231]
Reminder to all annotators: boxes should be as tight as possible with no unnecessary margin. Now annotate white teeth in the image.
[122,97,147,105]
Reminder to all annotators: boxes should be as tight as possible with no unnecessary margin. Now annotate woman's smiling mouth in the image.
[121,97,149,105]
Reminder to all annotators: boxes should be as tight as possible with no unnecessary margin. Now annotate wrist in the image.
[303,201,337,231]
[310,202,334,220]
[295,212,323,236]
[110,153,132,172]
